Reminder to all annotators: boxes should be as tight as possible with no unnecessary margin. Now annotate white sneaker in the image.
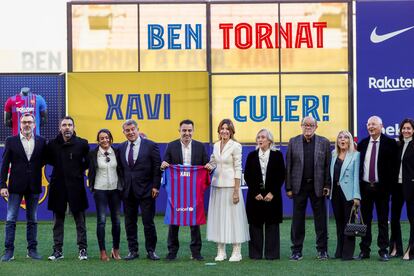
[214,243,227,261]
[78,249,88,261]
[229,244,242,262]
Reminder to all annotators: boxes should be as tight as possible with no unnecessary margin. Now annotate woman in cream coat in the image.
[330,130,360,260]
[206,119,249,262]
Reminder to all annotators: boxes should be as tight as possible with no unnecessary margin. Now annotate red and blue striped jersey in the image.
[162,165,210,226]
[4,93,47,136]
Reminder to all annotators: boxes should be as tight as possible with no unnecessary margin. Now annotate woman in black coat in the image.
[244,128,285,260]
[395,118,414,260]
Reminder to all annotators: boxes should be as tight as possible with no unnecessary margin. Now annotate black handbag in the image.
[344,206,367,237]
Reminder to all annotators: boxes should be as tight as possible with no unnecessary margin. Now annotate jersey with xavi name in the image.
[162,165,210,226]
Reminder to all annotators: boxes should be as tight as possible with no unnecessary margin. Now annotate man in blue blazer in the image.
[0,113,46,261]
[118,119,161,261]
[160,119,208,261]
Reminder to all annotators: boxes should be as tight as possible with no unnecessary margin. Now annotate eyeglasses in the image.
[104,152,110,163]
[301,124,316,128]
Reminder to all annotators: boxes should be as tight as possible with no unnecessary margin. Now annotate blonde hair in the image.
[335,130,355,154]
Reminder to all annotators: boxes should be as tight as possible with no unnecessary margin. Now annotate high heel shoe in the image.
[111,248,121,260]
[403,246,413,261]
[100,250,110,261]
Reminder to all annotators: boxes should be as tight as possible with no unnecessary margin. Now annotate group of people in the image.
[1,113,414,264]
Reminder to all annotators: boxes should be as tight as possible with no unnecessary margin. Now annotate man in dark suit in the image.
[356,115,398,261]
[0,113,46,261]
[119,119,161,261]
[286,116,331,261]
[160,119,208,261]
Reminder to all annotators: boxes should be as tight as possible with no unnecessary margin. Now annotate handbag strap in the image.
[351,206,365,225]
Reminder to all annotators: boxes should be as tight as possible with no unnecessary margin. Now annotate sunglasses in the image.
[104,152,110,163]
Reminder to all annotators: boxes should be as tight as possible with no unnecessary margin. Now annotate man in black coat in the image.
[118,119,161,261]
[46,116,90,261]
[356,115,399,261]
[160,119,208,261]
[0,113,46,261]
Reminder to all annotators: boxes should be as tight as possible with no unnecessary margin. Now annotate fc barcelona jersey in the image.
[4,93,47,135]
[162,165,210,226]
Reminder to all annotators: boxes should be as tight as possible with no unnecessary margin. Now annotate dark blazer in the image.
[285,134,331,197]
[163,139,208,166]
[399,140,414,202]
[358,133,399,193]
[244,149,285,224]
[46,133,89,213]
[0,135,46,194]
[88,146,124,192]
[118,138,161,199]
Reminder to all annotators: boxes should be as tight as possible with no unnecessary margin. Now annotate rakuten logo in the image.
[368,76,414,92]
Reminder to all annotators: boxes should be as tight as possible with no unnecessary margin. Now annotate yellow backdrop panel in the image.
[68,72,209,143]
[281,74,349,142]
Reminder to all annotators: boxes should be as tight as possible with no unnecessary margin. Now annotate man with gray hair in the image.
[286,116,331,261]
[356,116,398,261]
[118,119,161,261]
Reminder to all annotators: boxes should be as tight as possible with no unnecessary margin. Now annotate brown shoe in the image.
[111,248,121,260]
[100,250,109,261]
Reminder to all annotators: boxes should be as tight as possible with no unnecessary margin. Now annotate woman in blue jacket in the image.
[330,130,361,260]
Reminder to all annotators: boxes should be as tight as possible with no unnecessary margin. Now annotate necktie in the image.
[128,142,135,168]
[368,141,377,183]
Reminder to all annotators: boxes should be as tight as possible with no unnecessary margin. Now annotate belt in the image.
[363,181,378,188]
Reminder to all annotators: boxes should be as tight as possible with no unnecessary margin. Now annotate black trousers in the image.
[291,184,328,254]
[124,191,157,253]
[249,223,280,260]
[331,184,355,260]
[53,211,87,251]
[359,182,389,256]
[167,225,202,257]
[407,200,414,258]
[389,184,404,256]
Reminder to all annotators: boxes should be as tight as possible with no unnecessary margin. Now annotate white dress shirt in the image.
[125,136,141,163]
[399,137,413,184]
[258,148,270,186]
[363,136,380,183]
[181,140,192,166]
[20,132,34,160]
[95,147,118,190]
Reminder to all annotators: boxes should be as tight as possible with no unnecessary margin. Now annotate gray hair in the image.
[301,116,318,126]
[367,115,383,125]
[122,119,138,130]
[255,128,276,150]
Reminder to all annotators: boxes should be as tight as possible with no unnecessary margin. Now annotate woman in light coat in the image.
[205,119,249,262]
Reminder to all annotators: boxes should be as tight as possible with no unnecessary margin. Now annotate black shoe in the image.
[317,251,329,260]
[191,255,204,261]
[27,249,42,260]
[124,251,139,261]
[289,252,303,261]
[78,249,88,261]
[354,252,370,260]
[166,253,177,261]
[379,253,390,262]
[48,250,64,261]
[147,251,160,261]
[1,250,14,262]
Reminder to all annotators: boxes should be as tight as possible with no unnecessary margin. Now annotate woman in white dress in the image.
[205,119,249,262]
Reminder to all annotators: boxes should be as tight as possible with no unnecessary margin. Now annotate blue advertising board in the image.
[356,0,414,139]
